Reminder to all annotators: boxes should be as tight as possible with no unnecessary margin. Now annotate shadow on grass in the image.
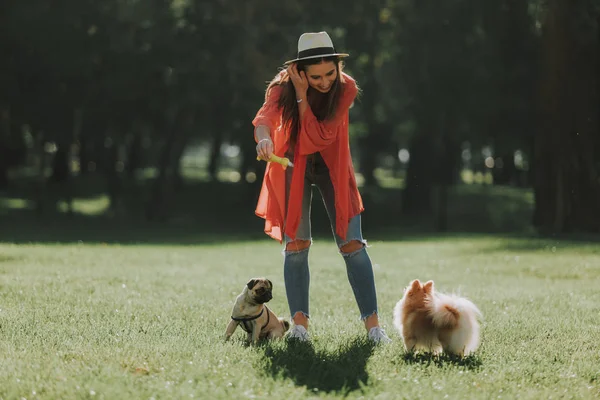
[2,180,599,245]
[397,351,483,370]
[0,205,266,245]
[259,338,375,395]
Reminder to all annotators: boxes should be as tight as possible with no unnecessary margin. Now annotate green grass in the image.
[1,235,599,399]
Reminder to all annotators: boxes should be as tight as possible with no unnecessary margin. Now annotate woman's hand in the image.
[256,137,274,161]
[287,63,308,100]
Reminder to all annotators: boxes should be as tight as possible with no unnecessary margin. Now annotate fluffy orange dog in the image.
[393,279,482,357]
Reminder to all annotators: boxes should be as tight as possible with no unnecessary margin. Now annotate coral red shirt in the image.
[252,71,364,242]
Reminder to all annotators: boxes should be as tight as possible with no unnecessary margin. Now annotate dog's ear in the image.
[246,279,257,290]
[423,280,434,294]
[410,279,421,291]
[267,279,273,289]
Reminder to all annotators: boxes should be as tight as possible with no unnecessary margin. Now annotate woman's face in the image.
[304,61,337,93]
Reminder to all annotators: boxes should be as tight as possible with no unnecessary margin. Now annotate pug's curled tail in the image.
[280,318,290,332]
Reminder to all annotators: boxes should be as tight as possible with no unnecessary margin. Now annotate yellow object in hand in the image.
[256,154,294,170]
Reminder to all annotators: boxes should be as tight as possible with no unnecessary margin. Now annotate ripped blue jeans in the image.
[283,152,379,321]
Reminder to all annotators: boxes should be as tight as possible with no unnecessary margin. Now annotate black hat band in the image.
[297,47,336,59]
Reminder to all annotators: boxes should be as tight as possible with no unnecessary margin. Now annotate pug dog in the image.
[224,277,290,344]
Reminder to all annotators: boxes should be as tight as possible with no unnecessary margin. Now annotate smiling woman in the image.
[251,32,391,345]
[305,62,337,93]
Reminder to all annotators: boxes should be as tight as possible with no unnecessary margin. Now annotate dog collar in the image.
[231,307,271,334]
[231,308,264,322]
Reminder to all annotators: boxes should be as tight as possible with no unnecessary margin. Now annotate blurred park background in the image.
[0,0,599,243]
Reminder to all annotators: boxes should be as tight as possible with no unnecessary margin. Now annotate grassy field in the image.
[1,233,599,399]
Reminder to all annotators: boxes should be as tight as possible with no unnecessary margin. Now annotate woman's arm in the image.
[255,125,273,160]
[254,125,272,142]
[252,85,282,140]
[288,63,310,121]
[252,84,283,159]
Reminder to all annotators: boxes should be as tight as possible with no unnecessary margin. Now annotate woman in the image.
[252,32,391,344]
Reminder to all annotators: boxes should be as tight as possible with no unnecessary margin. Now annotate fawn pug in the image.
[393,279,482,356]
[225,278,290,344]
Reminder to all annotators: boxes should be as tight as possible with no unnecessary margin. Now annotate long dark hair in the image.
[267,56,344,149]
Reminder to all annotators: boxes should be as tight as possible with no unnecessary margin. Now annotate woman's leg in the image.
[339,239,380,331]
[284,236,311,330]
[335,215,380,328]
[333,217,390,342]
[283,165,313,331]
[315,171,387,338]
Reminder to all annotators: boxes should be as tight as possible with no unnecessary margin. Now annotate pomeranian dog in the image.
[393,279,482,357]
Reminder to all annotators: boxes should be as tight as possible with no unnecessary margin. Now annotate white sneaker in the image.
[286,325,310,342]
[368,327,392,344]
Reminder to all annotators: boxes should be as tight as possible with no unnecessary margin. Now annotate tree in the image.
[533,0,600,233]
[397,0,483,215]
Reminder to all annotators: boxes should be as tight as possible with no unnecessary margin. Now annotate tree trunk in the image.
[33,132,47,217]
[358,78,383,188]
[146,137,175,221]
[0,107,12,189]
[208,130,223,181]
[146,107,185,221]
[402,130,434,213]
[359,130,380,187]
[432,112,459,231]
[126,132,143,180]
[171,137,186,191]
[103,135,122,217]
[533,0,600,233]
[171,113,193,191]
[238,136,255,184]
[433,184,448,232]
[238,107,259,185]
[346,1,385,188]
[50,143,72,214]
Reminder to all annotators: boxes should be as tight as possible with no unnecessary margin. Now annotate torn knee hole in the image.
[340,240,365,254]
[286,239,311,252]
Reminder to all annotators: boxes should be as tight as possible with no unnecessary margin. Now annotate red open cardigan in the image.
[252,71,364,242]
